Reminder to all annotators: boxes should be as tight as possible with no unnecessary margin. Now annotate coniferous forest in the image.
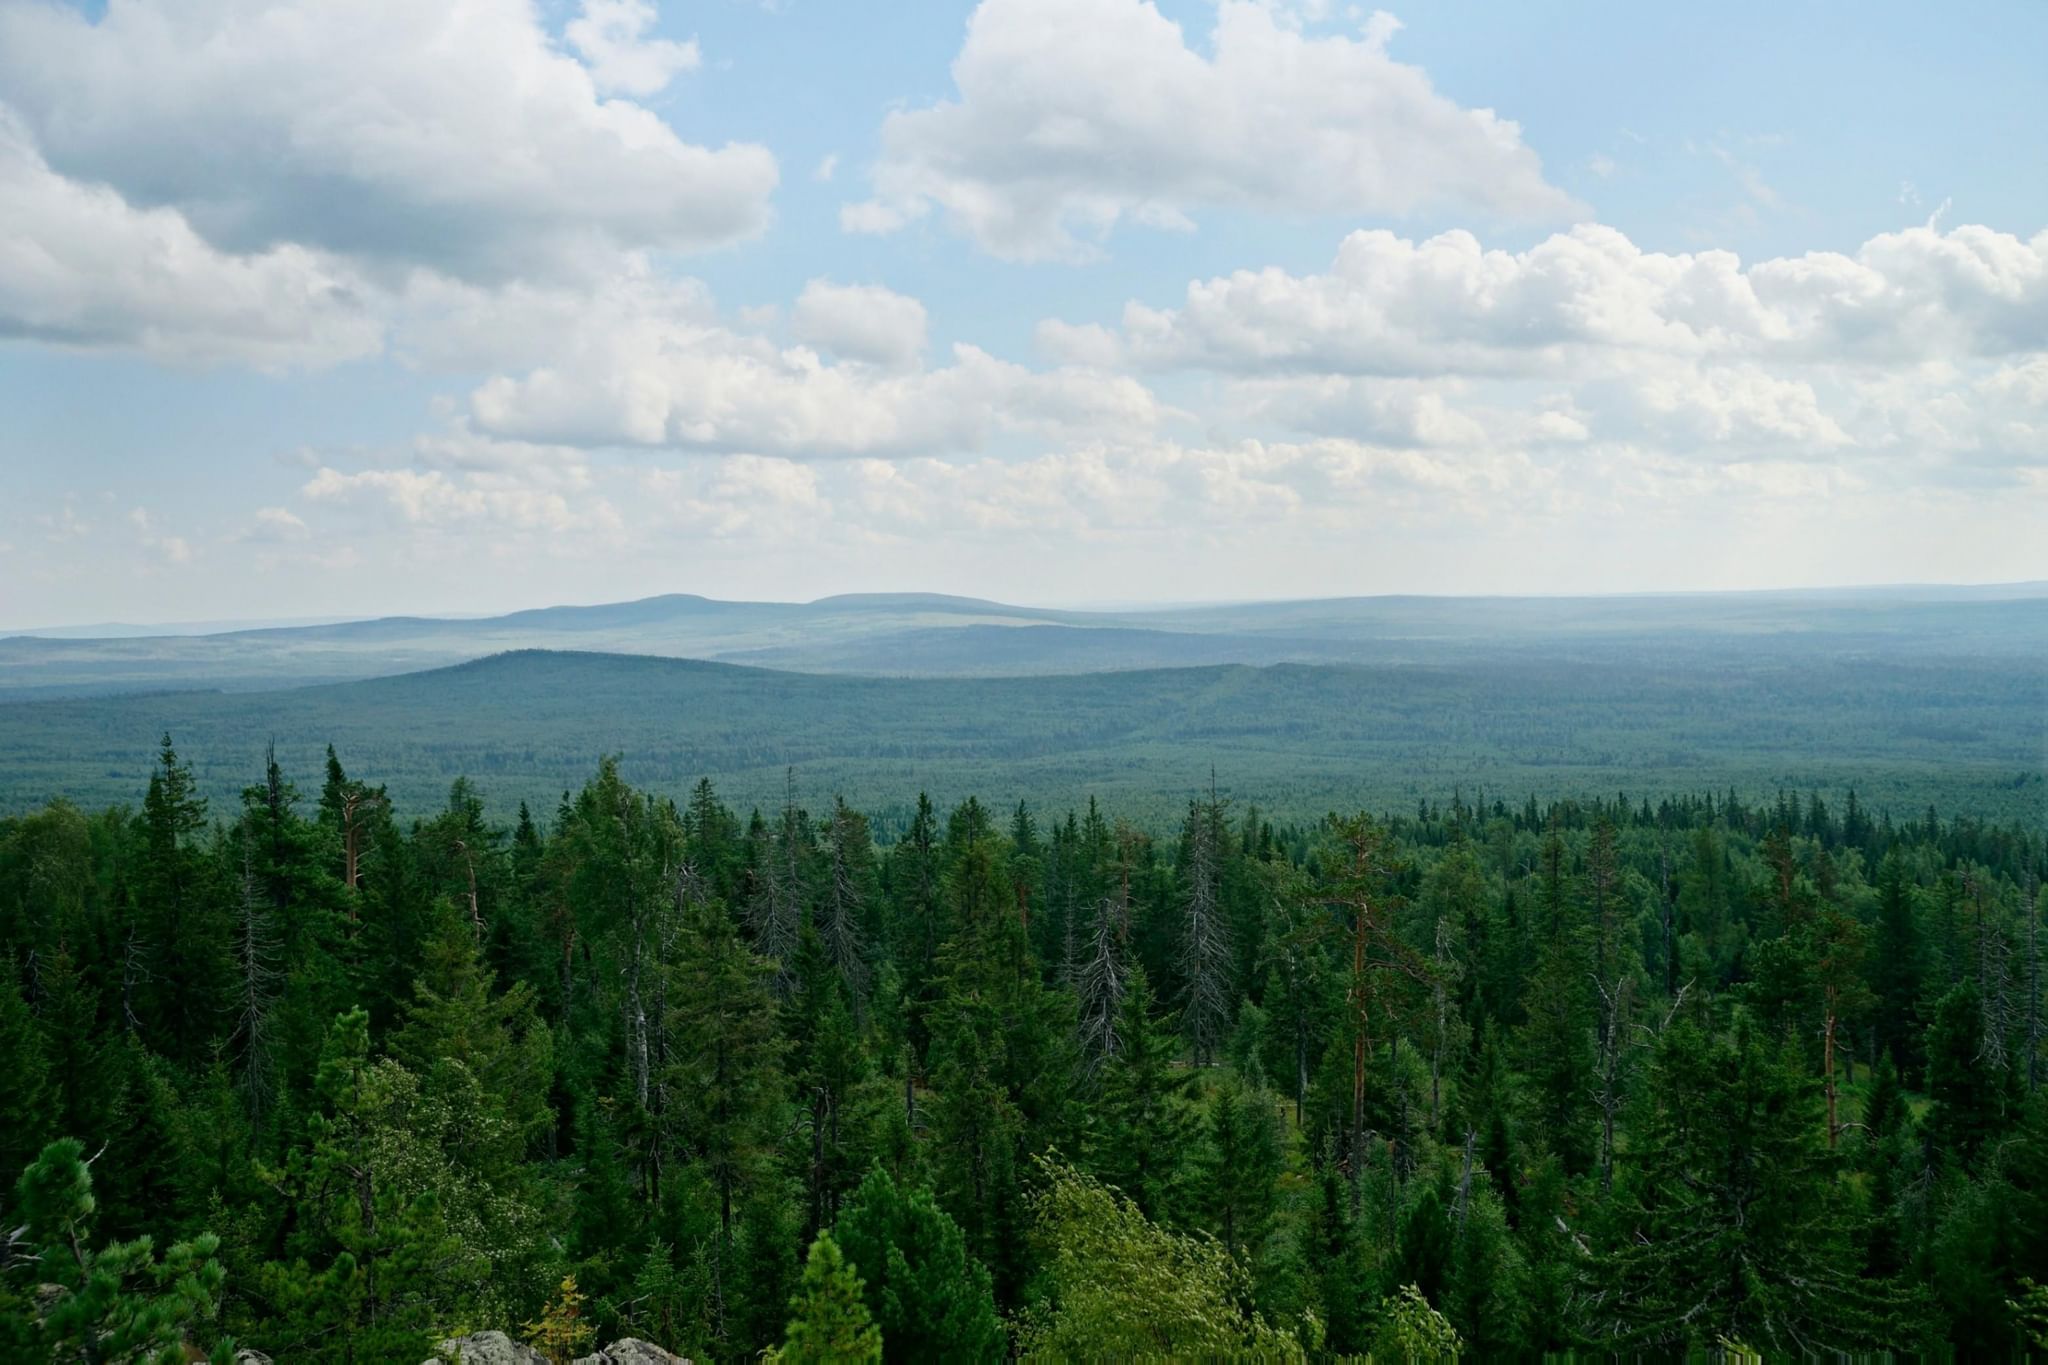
[3,736,2047,1361]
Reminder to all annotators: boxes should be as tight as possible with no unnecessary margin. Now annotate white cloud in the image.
[642,455,828,538]
[466,301,1163,457]
[128,507,194,564]
[1090,222,2048,377]
[790,279,929,368]
[243,506,311,542]
[1228,376,1492,447]
[0,110,380,367]
[813,153,839,183]
[392,260,720,372]
[0,0,776,282]
[844,0,1580,260]
[303,464,621,535]
[566,0,701,96]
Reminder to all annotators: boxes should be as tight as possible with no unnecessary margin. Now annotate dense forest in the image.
[3,737,2046,1360]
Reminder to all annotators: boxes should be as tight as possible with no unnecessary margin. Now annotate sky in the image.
[1,0,2045,627]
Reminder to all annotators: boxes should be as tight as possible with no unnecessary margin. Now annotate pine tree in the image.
[773,1232,882,1364]
[834,1165,1005,1363]
[2,1138,231,1363]
[1872,850,1925,1069]
[822,799,875,1009]
[391,909,555,1178]
[787,925,869,1237]
[134,733,228,1064]
[1925,981,2014,1168]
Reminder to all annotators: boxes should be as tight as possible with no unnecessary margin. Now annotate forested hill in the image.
[5,585,2043,695]
[2,746,2044,1358]
[0,645,2040,825]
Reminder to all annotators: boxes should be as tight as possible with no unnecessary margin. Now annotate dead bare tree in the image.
[452,837,483,943]
[1177,780,1232,1067]
[1077,827,1139,1075]
[2027,866,2041,1092]
[1591,971,1636,1193]
[823,800,872,1014]
[231,841,282,1120]
[336,784,386,898]
[745,769,804,989]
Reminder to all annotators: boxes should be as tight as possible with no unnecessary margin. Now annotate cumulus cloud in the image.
[0,0,776,282]
[0,110,380,367]
[243,506,311,542]
[566,0,701,96]
[1228,377,1492,448]
[844,0,1579,260]
[1085,222,2048,376]
[466,300,1163,457]
[303,463,621,535]
[790,280,929,368]
[641,455,829,539]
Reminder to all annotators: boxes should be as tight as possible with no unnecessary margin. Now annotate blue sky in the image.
[1,0,2044,626]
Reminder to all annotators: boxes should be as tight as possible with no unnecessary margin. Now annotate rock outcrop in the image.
[425,1330,547,1364]
[423,1333,689,1365]
[573,1339,691,1365]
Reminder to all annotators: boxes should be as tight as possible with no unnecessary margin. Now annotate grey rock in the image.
[426,1330,549,1365]
[234,1352,275,1365]
[573,1339,692,1365]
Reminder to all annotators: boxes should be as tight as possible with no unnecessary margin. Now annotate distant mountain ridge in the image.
[1,584,2042,698]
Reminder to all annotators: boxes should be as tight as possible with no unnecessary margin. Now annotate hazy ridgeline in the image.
[2,589,2043,827]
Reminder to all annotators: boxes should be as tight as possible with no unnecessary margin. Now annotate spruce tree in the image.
[1091,964,1196,1221]
[665,896,785,1237]
[1198,1072,1281,1261]
[1586,1017,1916,1354]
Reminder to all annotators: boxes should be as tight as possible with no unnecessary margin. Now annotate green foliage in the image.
[0,974,51,1179]
[256,1007,483,1362]
[1371,1282,1464,1363]
[2,1138,230,1363]
[773,1232,882,1364]
[523,1275,596,1364]
[1089,963,1196,1221]
[1,740,2042,1360]
[834,1165,1005,1362]
[1016,1156,1301,1360]
[1586,1017,1919,1354]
